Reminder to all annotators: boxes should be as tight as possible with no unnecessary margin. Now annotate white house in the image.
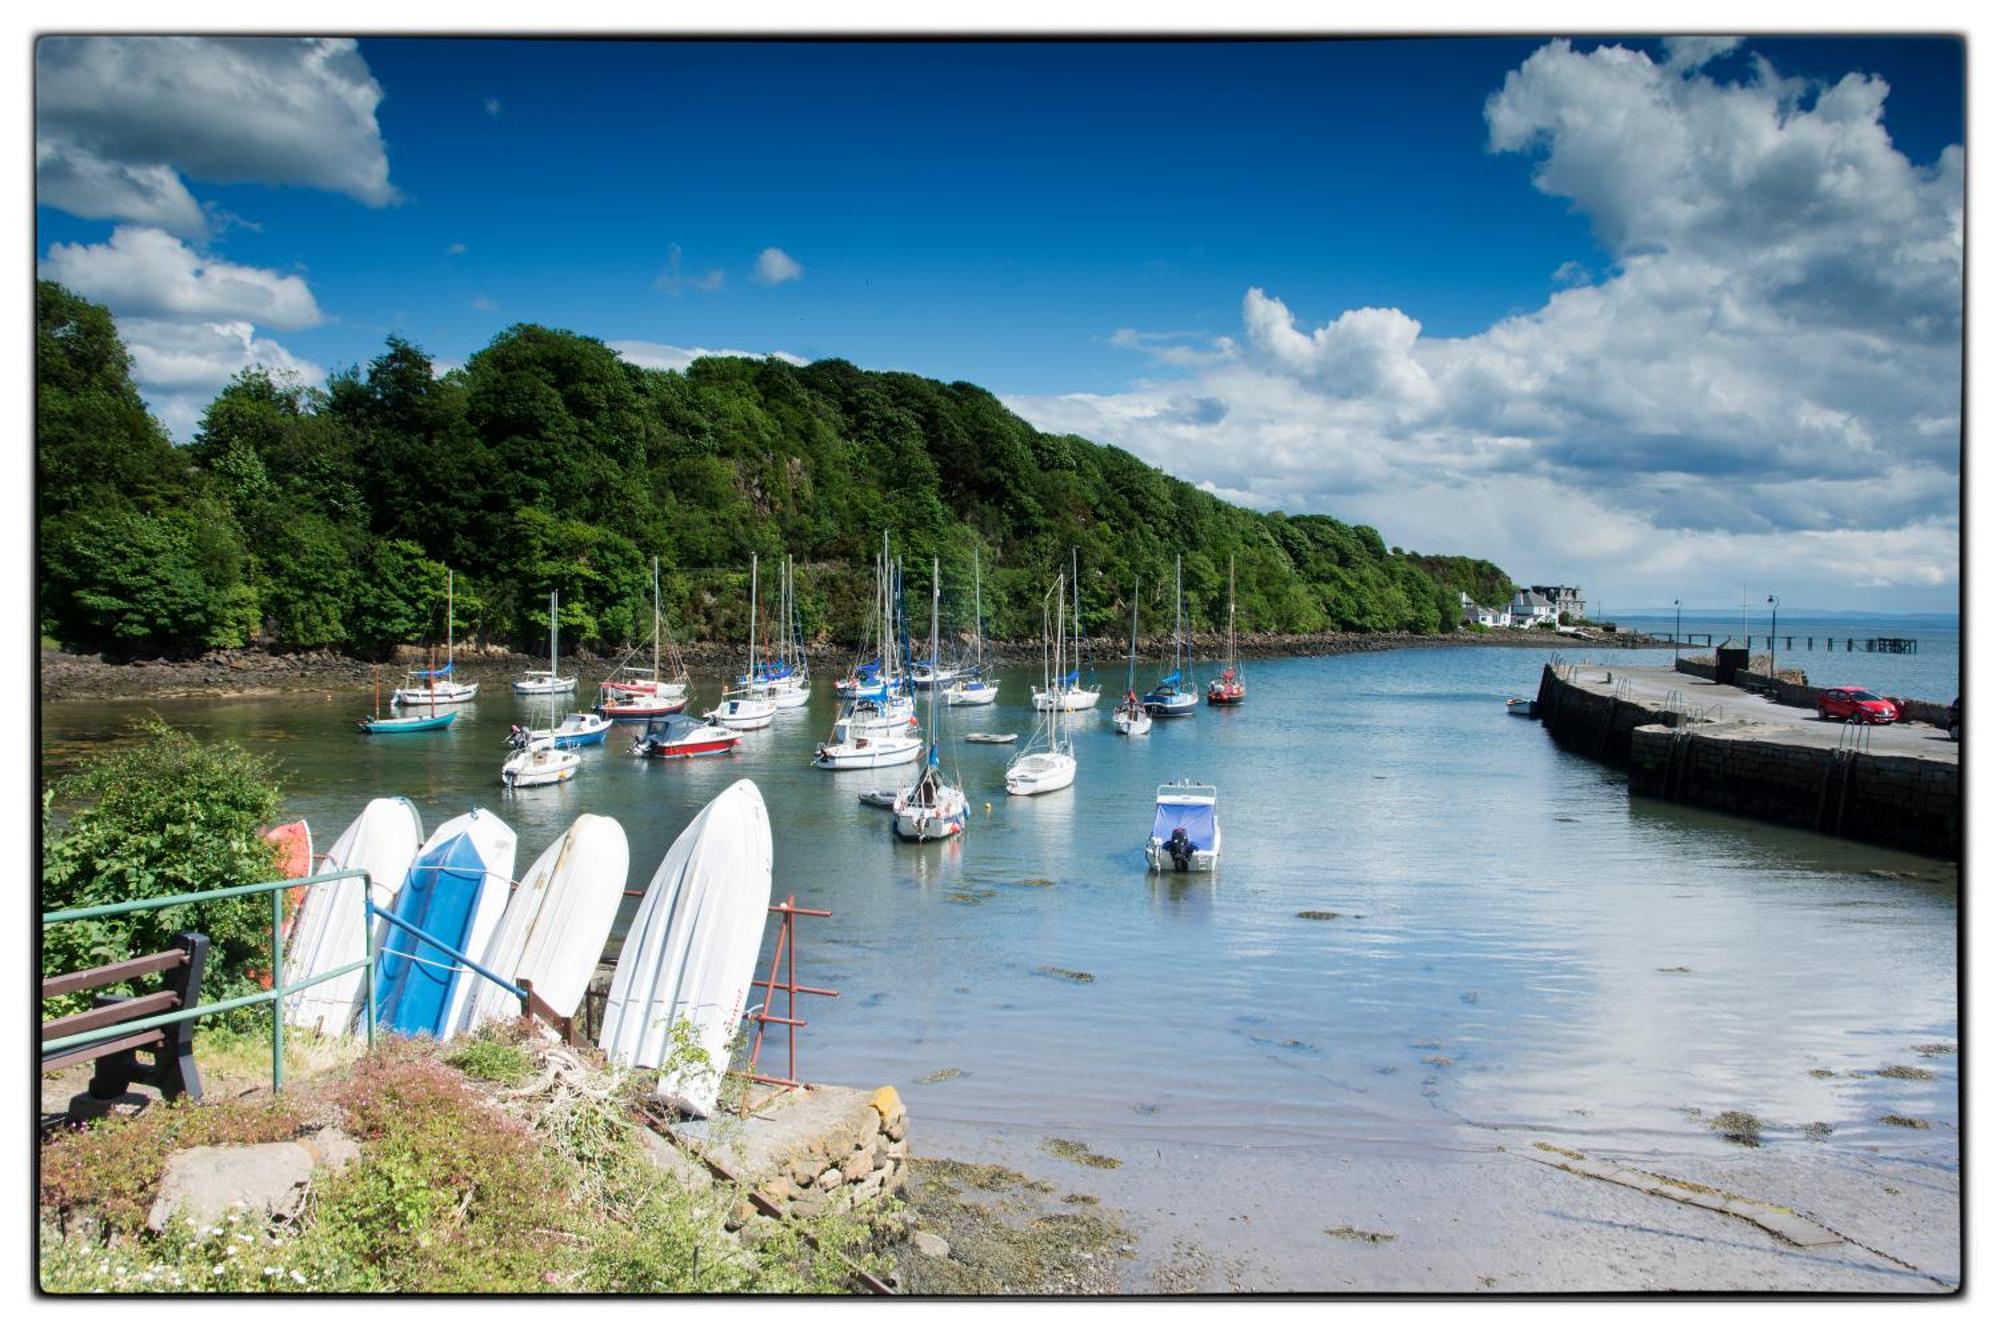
[1459,591,1509,628]
[1507,589,1559,627]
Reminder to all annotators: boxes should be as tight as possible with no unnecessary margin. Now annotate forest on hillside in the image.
[36,280,1517,660]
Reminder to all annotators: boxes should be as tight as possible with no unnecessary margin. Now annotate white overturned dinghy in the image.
[458,813,630,1034]
[375,809,518,1038]
[282,798,424,1037]
[598,779,774,1118]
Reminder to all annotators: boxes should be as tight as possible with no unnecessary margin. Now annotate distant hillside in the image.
[37,280,1515,658]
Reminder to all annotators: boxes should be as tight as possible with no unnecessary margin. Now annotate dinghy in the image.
[966,732,1017,744]
[458,813,630,1034]
[375,809,518,1037]
[1144,781,1221,873]
[598,780,774,1118]
[858,788,900,808]
[283,799,422,1037]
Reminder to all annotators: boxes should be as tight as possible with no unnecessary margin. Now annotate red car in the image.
[1817,686,1898,724]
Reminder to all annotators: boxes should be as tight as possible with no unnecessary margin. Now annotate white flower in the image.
[291,1270,308,1284]
[226,1246,238,1256]
[212,1264,225,1275]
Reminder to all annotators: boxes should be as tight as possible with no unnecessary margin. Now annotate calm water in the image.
[41,644,1960,1283]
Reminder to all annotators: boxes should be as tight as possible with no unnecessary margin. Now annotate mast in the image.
[651,557,661,680]
[1228,554,1238,674]
[748,552,760,684]
[1174,554,1185,682]
[446,569,455,671]
[1127,575,1140,693]
[549,589,559,676]
[972,547,984,674]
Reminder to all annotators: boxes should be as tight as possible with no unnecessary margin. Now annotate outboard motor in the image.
[1167,826,1194,872]
[506,724,529,752]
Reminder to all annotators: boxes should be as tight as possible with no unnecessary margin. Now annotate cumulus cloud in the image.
[40,225,324,329]
[1007,38,1962,608]
[611,340,808,373]
[114,317,326,438]
[752,246,803,285]
[36,36,398,235]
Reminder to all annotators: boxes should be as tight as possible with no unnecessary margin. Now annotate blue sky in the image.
[34,36,1964,610]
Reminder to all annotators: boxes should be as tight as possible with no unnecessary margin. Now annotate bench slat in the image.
[42,949,190,1000]
[40,1028,169,1076]
[41,990,180,1041]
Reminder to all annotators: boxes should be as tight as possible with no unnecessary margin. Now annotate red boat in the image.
[630,716,742,759]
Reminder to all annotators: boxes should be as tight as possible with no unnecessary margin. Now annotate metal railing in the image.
[42,870,537,1092]
[43,869,373,1092]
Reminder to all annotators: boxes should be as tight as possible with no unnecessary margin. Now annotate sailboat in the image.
[1207,554,1246,706]
[597,558,690,721]
[836,534,907,699]
[1006,575,1079,795]
[910,562,959,692]
[1040,544,1104,704]
[816,539,922,769]
[742,554,810,709]
[503,638,582,788]
[945,546,999,706]
[359,665,456,733]
[1143,554,1198,717]
[709,554,778,730]
[513,589,578,695]
[892,558,971,840]
[393,569,479,708]
[1113,575,1153,735]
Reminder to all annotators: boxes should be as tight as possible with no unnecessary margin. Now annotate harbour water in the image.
[39,640,1961,1289]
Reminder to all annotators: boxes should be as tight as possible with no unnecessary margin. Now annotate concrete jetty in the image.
[1537,662,1958,858]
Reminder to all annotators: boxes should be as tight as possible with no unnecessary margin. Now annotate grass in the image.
[41,1031,897,1294]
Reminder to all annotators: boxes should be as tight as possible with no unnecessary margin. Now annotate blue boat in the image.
[374,810,517,1036]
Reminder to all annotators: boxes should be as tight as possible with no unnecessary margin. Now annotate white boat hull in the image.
[598,780,774,1117]
[946,681,999,706]
[1113,708,1153,735]
[378,809,518,1038]
[710,697,777,730]
[502,743,580,788]
[395,682,479,707]
[1005,750,1077,795]
[814,733,923,769]
[1033,686,1101,712]
[282,798,423,1037]
[1146,839,1221,873]
[460,814,629,1034]
[512,676,578,695]
[892,791,968,841]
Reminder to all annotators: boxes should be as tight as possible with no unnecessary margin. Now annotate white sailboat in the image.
[596,558,691,720]
[817,541,922,768]
[741,553,810,708]
[1113,574,1154,735]
[503,654,581,788]
[945,545,999,706]
[394,568,480,707]
[1007,574,1079,795]
[513,589,578,695]
[710,553,778,730]
[1143,554,1198,717]
[1033,548,1101,712]
[892,558,970,840]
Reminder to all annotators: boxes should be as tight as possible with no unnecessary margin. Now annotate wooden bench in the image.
[41,932,210,1103]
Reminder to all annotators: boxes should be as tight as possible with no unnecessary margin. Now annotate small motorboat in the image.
[1507,697,1537,717]
[631,715,743,760]
[502,737,580,789]
[1145,780,1220,873]
[966,732,1017,745]
[528,712,615,749]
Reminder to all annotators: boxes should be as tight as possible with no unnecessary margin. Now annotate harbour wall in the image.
[1537,665,1959,859]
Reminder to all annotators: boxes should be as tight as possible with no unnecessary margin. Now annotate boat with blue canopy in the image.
[1144,780,1220,873]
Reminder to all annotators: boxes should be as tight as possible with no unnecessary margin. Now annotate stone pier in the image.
[1536,663,1959,859]
[673,1083,910,1229]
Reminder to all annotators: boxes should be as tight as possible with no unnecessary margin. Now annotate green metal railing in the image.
[42,869,375,1091]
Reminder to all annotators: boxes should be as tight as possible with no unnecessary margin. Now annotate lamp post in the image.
[1767,594,1779,677]
[1674,598,1681,652]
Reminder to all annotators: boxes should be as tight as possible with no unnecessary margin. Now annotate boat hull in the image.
[813,735,922,769]
[1113,708,1153,735]
[1005,752,1077,796]
[599,698,686,721]
[283,798,422,1037]
[598,780,773,1117]
[1143,692,1198,717]
[359,711,457,733]
[1032,687,1101,712]
[512,678,578,695]
[892,797,968,841]
[946,682,999,706]
[711,699,777,730]
[1146,840,1221,873]
[638,735,742,760]
[375,810,516,1038]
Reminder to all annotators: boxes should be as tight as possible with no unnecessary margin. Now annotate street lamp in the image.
[1766,594,1779,677]
[1674,598,1681,653]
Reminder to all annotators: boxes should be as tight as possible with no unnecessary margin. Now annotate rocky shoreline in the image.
[39,628,1648,704]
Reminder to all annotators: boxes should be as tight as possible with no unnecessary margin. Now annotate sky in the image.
[33,35,1964,612]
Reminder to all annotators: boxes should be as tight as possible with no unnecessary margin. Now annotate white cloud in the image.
[40,225,324,329]
[752,246,804,285]
[470,295,499,312]
[656,243,725,295]
[114,317,325,439]
[611,340,807,373]
[36,36,398,235]
[1007,39,1961,609]
[445,242,468,256]
[484,96,502,116]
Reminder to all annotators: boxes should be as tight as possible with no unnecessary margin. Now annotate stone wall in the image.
[1674,657,1718,682]
[1539,666,1960,859]
[681,1084,910,1231]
